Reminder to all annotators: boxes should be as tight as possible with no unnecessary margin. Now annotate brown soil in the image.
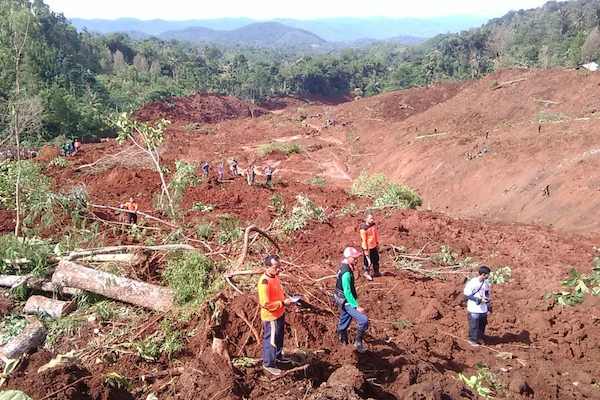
[3,73,600,399]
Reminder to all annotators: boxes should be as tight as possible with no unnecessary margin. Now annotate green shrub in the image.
[0,315,27,346]
[548,266,600,306]
[196,223,214,240]
[351,172,422,210]
[217,214,243,245]
[281,194,327,233]
[0,235,53,276]
[257,142,302,157]
[489,267,512,285]
[163,252,218,305]
[270,194,285,215]
[48,157,69,168]
[169,161,199,200]
[191,202,215,213]
[159,319,183,360]
[308,176,326,187]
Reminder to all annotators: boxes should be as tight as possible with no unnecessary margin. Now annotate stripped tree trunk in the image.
[0,318,46,362]
[24,296,75,319]
[0,275,81,296]
[52,260,174,312]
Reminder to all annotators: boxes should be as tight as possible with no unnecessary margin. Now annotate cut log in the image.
[0,275,81,296]
[66,244,195,261]
[0,318,46,362]
[52,260,174,312]
[23,296,75,319]
[78,253,146,264]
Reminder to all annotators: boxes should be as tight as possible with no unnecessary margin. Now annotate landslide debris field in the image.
[2,68,600,400]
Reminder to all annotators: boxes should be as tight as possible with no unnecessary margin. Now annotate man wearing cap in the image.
[463,266,492,347]
[258,255,294,376]
[360,212,381,281]
[335,247,369,353]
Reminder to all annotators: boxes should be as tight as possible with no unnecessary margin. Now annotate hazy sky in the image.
[45,0,549,20]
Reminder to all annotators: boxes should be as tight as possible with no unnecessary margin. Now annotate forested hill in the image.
[160,22,326,48]
[2,0,600,144]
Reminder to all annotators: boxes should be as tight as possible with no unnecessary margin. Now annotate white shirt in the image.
[464,277,491,313]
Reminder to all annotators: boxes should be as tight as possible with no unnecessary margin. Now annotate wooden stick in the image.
[415,132,448,139]
[271,364,309,381]
[236,310,261,347]
[66,244,196,260]
[89,204,178,229]
[39,375,91,400]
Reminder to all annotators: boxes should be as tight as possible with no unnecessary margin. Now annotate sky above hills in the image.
[46,0,548,20]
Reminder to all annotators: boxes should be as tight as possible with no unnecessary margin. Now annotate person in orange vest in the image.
[360,212,380,281]
[258,255,294,376]
[120,197,139,225]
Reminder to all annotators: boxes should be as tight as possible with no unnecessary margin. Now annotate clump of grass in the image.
[339,203,359,216]
[257,142,302,157]
[196,222,214,240]
[163,252,219,305]
[134,318,184,362]
[270,194,285,215]
[217,214,243,245]
[392,319,413,330]
[0,315,27,346]
[537,111,568,123]
[0,235,53,277]
[191,202,214,213]
[49,157,69,168]
[280,194,327,234]
[307,176,326,187]
[44,314,86,349]
[350,172,422,209]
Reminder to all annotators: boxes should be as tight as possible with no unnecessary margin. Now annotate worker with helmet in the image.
[334,247,369,353]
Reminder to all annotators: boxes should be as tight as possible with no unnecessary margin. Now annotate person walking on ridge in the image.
[335,247,369,353]
[247,163,256,186]
[264,165,274,188]
[217,162,225,182]
[120,197,139,225]
[464,265,492,347]
[258,255,294,376]
[360,212,381,281]
[229,159,239,177]
[201,161,210,178]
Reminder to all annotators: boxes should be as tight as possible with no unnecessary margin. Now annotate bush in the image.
[308,176,326,187]
[169,161,199,201]
[281,194,327,234]
[191,202,215,213]
[217,214,243,245]
[163,252,218,305]
[0,235,53,276]
[351,172,422,209]
[257,142,302,157]
[48,157,69,168]
[196,223,214,240]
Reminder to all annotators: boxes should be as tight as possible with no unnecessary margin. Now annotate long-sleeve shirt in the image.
[335,261,358,308]
[258,273,285,321]
[360,223,380,251]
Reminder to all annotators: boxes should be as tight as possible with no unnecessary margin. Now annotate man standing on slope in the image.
[464,265,492,347]
[360,212,381,281]
[335,247,369,353]
[120,197,139,225]
[258,255,294,376]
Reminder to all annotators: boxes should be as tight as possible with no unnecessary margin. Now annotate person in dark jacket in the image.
[335,247,369,353]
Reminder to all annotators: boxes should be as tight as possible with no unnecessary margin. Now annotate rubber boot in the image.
[338,330,349,345]
[354,331,367,353]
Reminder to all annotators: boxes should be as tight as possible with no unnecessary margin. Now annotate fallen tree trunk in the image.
[0,318,46,362]
[24,296,75,319]
[52,260,174,312]
[0,275,81,296]
[78,253,146,264]
[66,244,195,261]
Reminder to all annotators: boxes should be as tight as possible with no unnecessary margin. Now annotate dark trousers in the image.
[127,212,138,225]
[262,314,285,367]
[363,247,380,274]
[266,174,272,187]
[337,303,369,342]
[468,312,488,342]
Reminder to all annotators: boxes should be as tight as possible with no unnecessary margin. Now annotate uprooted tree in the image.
[113,113,174,216]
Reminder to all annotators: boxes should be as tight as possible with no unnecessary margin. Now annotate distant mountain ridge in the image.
[160,22,326,48]
[70,15,489,42]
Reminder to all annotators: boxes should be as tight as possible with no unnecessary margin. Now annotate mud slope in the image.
[330,69,600,233]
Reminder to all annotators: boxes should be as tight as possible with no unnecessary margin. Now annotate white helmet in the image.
[343,247,361,258]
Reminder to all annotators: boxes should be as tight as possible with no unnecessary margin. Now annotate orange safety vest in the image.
[360,222,379,251]
[123,201,138,212]
[257,273,285,321]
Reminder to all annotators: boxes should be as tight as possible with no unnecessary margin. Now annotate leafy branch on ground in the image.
[134,318,184,361]
[547,264,600,306]
[458,364,504,399]
[0,315,27,346]
[217,214,243,245]
[393,245,478,279]
[191,202,215,213]
[277,194,327,234]
[350,172,422,209]
[163,252,221,305]
[489,266,512,285]
[0,235,53,276]
[48,157,69,168]
[257,142,302,157]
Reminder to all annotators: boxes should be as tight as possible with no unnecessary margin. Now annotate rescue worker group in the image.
[104,151,491,377]
[258,212,492,376]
